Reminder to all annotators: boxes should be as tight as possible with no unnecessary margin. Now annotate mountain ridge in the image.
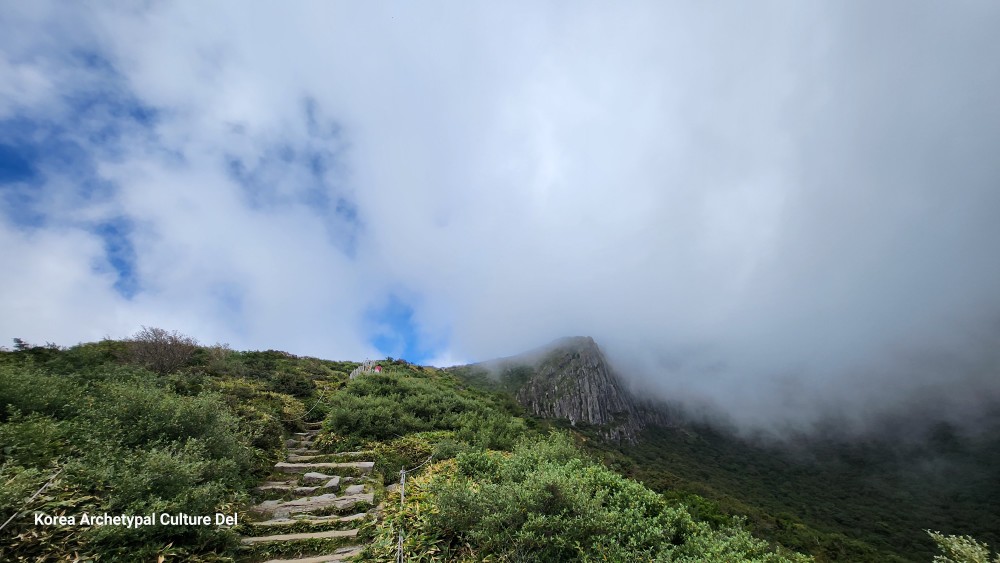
[461,335,672,441]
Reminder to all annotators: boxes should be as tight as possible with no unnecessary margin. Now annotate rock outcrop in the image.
[475,336,671,441]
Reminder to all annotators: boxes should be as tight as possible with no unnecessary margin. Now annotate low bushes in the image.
[321,370,528,451]
[0,343,292,561]
[366,433,813,562]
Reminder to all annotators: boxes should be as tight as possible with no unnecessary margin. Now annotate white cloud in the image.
[2,1,1000,429]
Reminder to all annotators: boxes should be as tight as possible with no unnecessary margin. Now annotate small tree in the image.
[929,530,1000,563]
[126,326,198,375]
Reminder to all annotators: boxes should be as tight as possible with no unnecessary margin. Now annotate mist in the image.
[2,2,999,434]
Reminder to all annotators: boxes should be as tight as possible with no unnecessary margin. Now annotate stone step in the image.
[260,480,297,487]
[301,472,335,485]
[303,422,323,430]
[286,439,316,448]
[288,451,375,463]
[254,479,340,501]
[293,432,317,438]
[341,484,366,495]
[253,493,374,516]
[241,528,358,545]
[257,484,321,495]
[274,461,373,475]
[261,546,363,563]
[241,513,365,537]
[287,454,325,462]
[256,482,299,491]
[251,513,366,528]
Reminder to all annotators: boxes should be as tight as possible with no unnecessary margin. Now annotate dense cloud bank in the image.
[2,2,999,431]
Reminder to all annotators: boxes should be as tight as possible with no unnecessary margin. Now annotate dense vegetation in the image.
[447,361,1000,563]
[0,336,348,561]
[2,333,992,562]
[366,434,810,562]
[578,418,1000,563]
[310,366,810,561]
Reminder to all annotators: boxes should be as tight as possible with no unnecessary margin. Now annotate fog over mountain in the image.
[2,2,999,433]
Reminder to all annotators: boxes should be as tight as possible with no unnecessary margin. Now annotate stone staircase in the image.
[237,422,380,562]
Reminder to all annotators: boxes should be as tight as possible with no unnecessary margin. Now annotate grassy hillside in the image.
[0,339,349,560]
[447,360,1000,563]
[576,418,1000,563]
[0,336,813,562]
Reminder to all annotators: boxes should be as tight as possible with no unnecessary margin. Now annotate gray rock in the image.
[473,336,675,442]
[343,484,365,495]
[252,493,374,515]
[274,461,373,474]
[240,527,358,545]
[301,472,333,484]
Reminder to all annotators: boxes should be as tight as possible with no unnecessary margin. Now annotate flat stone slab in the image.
[287,454,325,462]
[274,462,373,474]
[262,546,363,563]
[323,478,340,490]
[288,448,321,455]
[255,484,298,493]
[252,493,374,515]
[301,472,334,484]
[342,484,365,495]
[252,513,366,527]
[254,483,319,495]
[240,527,358,544]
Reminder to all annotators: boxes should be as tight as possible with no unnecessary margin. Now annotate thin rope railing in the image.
[0,467,63,534]
[396,453,434,562]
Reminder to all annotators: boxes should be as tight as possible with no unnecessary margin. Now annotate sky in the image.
[2,2,999,431]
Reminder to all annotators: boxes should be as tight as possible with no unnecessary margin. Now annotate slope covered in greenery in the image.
[0,336,815,562]
[0,339,350,561]
[447,343,1000,563]
[570,411,1000,563]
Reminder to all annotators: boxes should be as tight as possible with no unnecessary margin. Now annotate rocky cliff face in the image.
[478,336,670,441]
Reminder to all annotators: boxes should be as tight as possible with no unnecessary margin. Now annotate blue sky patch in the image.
[0,143,37,184]
[366,294,439,364]
[0,51,158,231]
[91,217,140,298]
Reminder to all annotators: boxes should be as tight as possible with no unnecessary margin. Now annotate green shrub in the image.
[366,433,812,562]
[0,412,69,467]
[454,410,527,450]
[928,531,1000,563]
[0,364,80,420]
[0,344,292,561]
[322,370,530,450]
[372,433,441,485]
